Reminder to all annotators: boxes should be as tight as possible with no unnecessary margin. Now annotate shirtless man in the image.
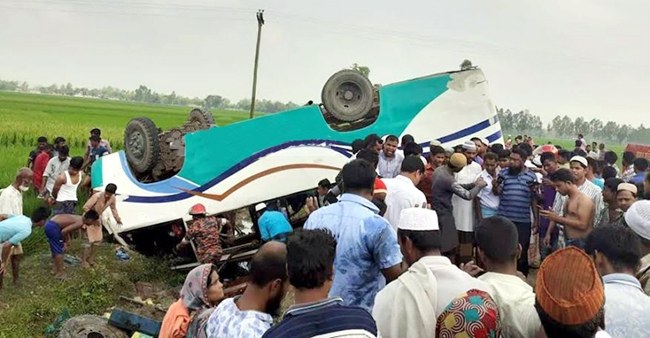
[44,211,99,278]
[540,169,595,250]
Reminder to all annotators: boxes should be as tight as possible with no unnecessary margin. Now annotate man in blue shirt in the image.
[585,225,650,338]
[0,207,50,289]
[263,229,378,338]
[493,148,538,276]
[255,203,293,242]
[630,158,649,184]
[305,159,405,312]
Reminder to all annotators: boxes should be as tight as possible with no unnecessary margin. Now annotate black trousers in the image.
[513,222,532,276]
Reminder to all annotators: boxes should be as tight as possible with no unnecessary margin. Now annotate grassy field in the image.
[0,92,252,337]
[0,91,250,187]
[0,239,184,338]
[535,137,625,165]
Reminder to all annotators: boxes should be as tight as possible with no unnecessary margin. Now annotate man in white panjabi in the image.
[372,208,490,338]
[452,141,483,261]
[383,155,427,231]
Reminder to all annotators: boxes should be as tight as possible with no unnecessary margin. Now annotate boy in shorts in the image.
[44,211,99,278]
[81,184,122,267]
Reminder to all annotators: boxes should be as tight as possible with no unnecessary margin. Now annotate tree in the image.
[204,95,224,109]
[236,99,252,111]
[18,81,29,92]
[163,91,177,105]
[602,121,619,142]
[559,115,574,138]
[574,117,588,136]
[617,124,631,144]
[350,63,370,77]
[588,118,603,139]
[134,85,152,102]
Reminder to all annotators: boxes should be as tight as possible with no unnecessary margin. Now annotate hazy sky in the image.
[1,0,648,127]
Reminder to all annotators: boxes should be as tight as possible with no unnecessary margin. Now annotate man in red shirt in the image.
[33,146,52,196]
[418,143,447,204]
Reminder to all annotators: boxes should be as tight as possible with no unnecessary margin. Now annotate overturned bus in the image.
[90,67,503,275]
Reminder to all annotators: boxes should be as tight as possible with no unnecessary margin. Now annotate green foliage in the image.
[3,78,296,114]
[498,106,650,145]
[460,59,475,70]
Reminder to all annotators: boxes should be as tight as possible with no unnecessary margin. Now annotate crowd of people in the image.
[156,132,650,338]
[0,128,120,283]
[3,129,650,338]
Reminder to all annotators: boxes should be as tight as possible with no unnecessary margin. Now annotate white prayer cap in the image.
[398,208,439,231]
[430,140,442,147]
[617,183,638,195]
[533,156,542,168]
[480,137,490,146]
[444,146,455,153]
[462,141,477,151]
[570,156,588,168]
[625,200,650,241]
[255,203,267,212]
[587,152,599,160]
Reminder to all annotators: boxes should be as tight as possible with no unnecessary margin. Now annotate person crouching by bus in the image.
[45,211,99,279]
[176,204,231,265]
[255,203,293,243]
[81,183,122,268]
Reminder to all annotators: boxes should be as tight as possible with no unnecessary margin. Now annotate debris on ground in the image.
[116,248,131,260]
[45,308,71,337]
[135,281,156,300]
[58,314,129,338]
[118,295,167,313]
[108,308,162,337]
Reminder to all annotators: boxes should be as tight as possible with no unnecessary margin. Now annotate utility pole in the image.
[249,9,264,119]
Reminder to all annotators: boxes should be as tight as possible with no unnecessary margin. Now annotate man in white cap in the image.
[431,153,486,260]
[549,155,604,248]
[372,208,490,338]
[626,200,650,295]
[452,140,483,263]
[617,183,637,215]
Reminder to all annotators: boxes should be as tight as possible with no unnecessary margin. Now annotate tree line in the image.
[497,107,650,145]
[0,79,299,114]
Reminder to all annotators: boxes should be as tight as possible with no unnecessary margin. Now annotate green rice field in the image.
[0,91,250,187]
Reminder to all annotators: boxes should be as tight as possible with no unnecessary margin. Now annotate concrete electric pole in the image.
[249,10,264,119]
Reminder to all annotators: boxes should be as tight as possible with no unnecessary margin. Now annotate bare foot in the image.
[50,268,56,275]
[55,272,67,280]
[82,261,90,268]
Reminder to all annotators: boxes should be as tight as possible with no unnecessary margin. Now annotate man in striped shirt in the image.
[263,229,378,338]
[493,148,538,276]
